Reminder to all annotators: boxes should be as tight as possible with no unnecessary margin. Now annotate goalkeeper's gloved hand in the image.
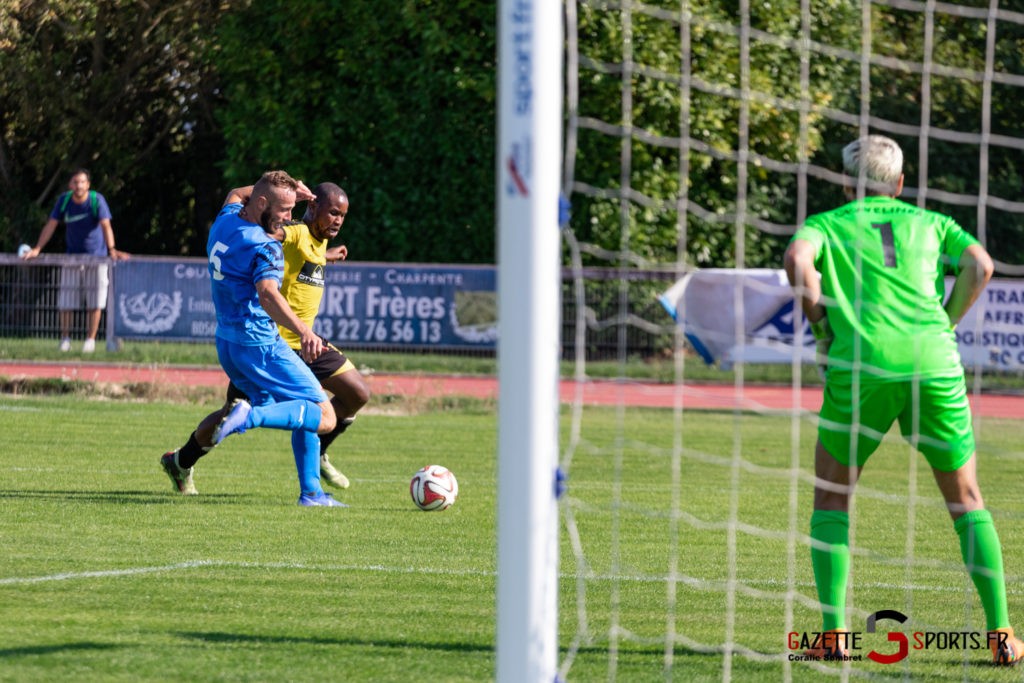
[810,316,833,381]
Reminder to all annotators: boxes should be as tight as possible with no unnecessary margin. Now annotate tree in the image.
[0,0,229,255]
[857,5,1024,267]
[570,0,863,269]
[210,0,497,263]
[568,1,1024,270]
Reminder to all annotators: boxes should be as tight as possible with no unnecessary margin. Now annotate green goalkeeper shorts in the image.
[818,373,975,471]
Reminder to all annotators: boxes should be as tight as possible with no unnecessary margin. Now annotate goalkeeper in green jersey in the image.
[784,134,1021,665]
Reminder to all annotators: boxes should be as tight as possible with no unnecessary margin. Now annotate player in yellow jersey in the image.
[272,182,370,489]
[160,182,370,497]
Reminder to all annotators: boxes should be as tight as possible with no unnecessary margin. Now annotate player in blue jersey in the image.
[202,169,344,507]
[161,181,368,498]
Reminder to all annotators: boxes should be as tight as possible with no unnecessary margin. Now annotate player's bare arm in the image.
[945,243,994,326]
[22,218,59,259]
[325,245,347,263]
[255,278,323,361]
[784,238,827,323]
[100,218,130,261]
[223,185,254,207]
[294,180,314,202]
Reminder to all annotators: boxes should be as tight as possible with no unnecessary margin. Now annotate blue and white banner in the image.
[114,258,215,340]
[112,258,497,349]
[310,263,496,348]
[659,269,1024,371]
[953,278,1024,370]
[658,269,816,369]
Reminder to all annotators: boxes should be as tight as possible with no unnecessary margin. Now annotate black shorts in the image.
[226,336,353,401]
[293,337,353,382]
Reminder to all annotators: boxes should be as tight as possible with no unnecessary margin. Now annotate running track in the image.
[1,361,1021,418]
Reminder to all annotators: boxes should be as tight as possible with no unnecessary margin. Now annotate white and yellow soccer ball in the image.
[409,465,458,511]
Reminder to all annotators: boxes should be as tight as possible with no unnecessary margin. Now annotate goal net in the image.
[557,0,1024,679]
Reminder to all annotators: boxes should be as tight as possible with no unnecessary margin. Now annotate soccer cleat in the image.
[59,338,71,352]
[298,491,350,507]
[160,451,197,495]
[320,452,351,489]
[989,627,1024,666]
[802,629,850,659]
[213,399,252,445]
[81,338,95,353]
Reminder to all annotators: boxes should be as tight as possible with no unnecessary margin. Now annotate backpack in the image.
[58,190,99,221]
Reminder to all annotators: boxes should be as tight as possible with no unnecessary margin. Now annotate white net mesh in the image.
[559,0,1024,679]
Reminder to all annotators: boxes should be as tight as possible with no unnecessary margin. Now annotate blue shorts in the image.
[216,336,327,407]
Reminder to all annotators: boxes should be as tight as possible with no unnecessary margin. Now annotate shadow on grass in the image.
[0,489,248,504]
[176,630,493,655]
[0,641,121,658]
[176,631,720,661]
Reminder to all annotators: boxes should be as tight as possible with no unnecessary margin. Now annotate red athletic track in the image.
[1,361,1021,418]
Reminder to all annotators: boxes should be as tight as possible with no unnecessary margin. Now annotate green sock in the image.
[810,510,850,631]
[955,509,1009,631]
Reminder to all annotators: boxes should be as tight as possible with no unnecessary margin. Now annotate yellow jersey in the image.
[278,220,327,349]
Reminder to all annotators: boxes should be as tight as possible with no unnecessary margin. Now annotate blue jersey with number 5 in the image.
[207,203,284,345]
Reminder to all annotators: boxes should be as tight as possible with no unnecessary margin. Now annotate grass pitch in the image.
[2,395,1023,681]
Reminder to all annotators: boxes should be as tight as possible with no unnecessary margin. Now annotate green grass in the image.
[3,395,1024,680]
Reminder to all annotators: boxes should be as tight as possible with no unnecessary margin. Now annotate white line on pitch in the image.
[0,560,495,585]
[0,560,219,585]
[5,562,1021,600]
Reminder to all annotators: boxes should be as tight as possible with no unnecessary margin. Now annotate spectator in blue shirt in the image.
[22,169,130,352]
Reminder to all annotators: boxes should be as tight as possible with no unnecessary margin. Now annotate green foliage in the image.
[570,0,862,268]
[210,0,497,263]
[856,6,1024,264]
[569,1,1024,269]
[1,1,1021,268]
[0,1,229,256]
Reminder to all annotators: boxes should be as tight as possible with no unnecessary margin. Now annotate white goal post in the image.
[495,0,563,682]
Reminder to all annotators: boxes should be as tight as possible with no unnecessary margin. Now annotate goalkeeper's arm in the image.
[783,238,826,324]
[945,244,994,327]
[785,239,832,376]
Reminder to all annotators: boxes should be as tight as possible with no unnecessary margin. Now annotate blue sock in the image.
[293,429,323,496]
[249,401,322,432]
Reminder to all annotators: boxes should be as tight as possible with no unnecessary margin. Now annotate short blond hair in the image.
[253,170,299,197]
[842,135,903,196]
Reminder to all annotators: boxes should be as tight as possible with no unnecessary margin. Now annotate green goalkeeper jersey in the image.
[792,196,979,380]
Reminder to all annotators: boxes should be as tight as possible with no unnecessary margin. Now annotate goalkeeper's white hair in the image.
[842,135,903,195]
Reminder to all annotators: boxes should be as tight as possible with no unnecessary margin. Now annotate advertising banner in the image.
[954,278,1024,371]
[113,258,497,349]
[113,258,215,340]
[660,269,1024,371]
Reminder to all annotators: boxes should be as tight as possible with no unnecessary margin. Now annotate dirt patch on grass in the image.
[0,375,495,415]
[0,376,224,404]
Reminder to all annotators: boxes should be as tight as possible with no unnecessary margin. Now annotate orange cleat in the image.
[803,629,850,659]
[989,627,1024,666]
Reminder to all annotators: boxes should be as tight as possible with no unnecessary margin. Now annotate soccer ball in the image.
[410,465,458,511]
